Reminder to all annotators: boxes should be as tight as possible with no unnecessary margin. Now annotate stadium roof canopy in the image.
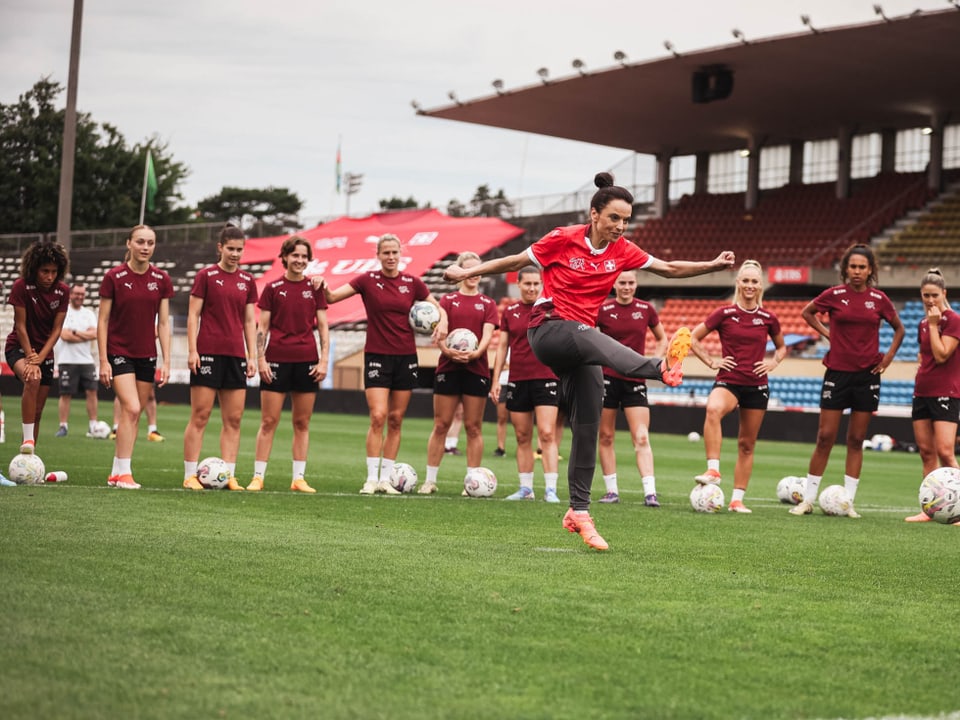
[420,10,960,157]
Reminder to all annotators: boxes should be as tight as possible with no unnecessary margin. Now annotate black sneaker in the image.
[493,447,506,457]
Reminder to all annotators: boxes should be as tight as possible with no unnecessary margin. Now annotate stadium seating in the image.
[631,172,933,269]
[875,182,960,265]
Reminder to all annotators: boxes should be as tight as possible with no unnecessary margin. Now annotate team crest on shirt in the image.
[302,290,313,299]
[864,301,875,310]
[399,285,410,294]
[569,257,585,270]
[632,311,643,320]
[604,260,617,272]
[237,282,247,291]
[752,318,764,325]
[474,303,484,311]
[147,282,158,292]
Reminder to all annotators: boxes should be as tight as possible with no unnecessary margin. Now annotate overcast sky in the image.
[0,0,945,224]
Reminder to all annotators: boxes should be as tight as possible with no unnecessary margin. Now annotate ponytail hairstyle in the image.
[589,172,634,214]
[218,223,246,261]
[733,259,764,307]
[920,267,950,310]
[839,243,878,287]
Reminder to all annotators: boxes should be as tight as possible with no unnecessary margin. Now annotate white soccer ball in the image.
[870,433,894,452]
[90,420,112,439]
[776,476,806,505]
[409,301,440,335]
[687,431,701,442]
[197,456,231,490]
[818,484,852,516]
[446,328,479,352]
[690,483,725,513]
[8,453,46,485]
[464,467,497,497]
[918,466,960,524]
[388,462,418,493]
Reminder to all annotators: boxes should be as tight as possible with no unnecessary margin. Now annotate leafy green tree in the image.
[445,185,513,218]
[446,199,467,217]
[196,186,303,237]
[0,78,191,233]
[378,196,425,211]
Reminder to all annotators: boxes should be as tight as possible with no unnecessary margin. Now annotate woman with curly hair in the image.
[4,239,70,454]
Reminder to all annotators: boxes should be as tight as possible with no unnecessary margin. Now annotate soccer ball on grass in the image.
[464,467,497,497]
[690,483,725,513]
[817,485,852,516]
[776,476,805,505]
[388,462,419,493]
[918,467,960,524]
[89,420,112,439]
[8,453,46,485]
[197,456,231,489]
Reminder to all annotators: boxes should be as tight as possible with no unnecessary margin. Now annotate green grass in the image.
[2,402,959,719]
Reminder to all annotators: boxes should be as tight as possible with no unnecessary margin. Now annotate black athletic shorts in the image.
[912,396,960,423]
[505,378,559,412]
[108,355,156,384]
[713,381,769,410]
[191,355,247,390]
[820,369,879,413]
[602,377,649,410]
[364,353,418,391]
[434,368,489,398]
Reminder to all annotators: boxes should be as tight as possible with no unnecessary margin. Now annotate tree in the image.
[378,196,426,211]
[0,78,191,233]
[445,185,513,218]
[196,186,303,237]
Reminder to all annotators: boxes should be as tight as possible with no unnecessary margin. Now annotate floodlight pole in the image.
[56,0,84,253]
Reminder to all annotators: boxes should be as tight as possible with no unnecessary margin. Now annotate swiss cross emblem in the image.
[604,260,617,272]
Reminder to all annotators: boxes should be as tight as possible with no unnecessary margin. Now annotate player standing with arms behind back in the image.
[183,224,257,491]
[790,243,904,518]
[445,172,735,550]
[4,239,70,454]
[98,225,173,489]
[248,236,328,493]
[904,268,960,523]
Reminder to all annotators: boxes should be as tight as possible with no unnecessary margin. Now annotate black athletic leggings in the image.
[528,319,662,510]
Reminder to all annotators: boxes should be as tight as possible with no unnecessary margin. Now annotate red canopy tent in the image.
[241,209,525,326]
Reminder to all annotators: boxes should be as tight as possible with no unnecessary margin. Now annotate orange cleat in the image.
[661,327,691,387]
[562,508,609,551]
[904,512,931,523]
[247,475,264,492]
[290,477,316,493]
[182,475,204,491]
[114,474,141,490]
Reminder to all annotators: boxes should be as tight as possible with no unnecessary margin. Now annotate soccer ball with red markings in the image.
[690,483,724,513]
[388,462,419,493]
[464,467,497,497]
[197,456,230,490]
[446,328,479,353]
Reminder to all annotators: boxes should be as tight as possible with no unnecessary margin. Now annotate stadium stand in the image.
[875,179,960,266]
[631,172,934,269]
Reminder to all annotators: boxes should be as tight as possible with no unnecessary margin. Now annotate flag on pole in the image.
[145,150,159,212]
[335,140,342,194]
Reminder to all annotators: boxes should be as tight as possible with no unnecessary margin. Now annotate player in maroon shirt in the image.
[690,260,786,513]
[445,172,735,551]
[490,266,562,502]
[419,252,499,495]
[248,236,328,493]
[597,270,667,506]
[791,243,904,518]
[319,234,447,494]
[904,268,960,524]
[97,225,174,489]
[182,224,257,492]
[4,239,70,454]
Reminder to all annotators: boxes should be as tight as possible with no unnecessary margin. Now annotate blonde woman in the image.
[689,260,786,512]
[419,252,499,495]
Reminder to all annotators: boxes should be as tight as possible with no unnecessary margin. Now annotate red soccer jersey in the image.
[704,304,782,387]
[258,277,327,363]
[914,310,960,398]
[192,265,258,358]
[437,291,499,378]
[813,285,898,372]
[100,263,174,358]
[499,301,556,382]
[4,278,69,355]
[349,271,430,355]
[527,225,652,328]
[597,298,661,382]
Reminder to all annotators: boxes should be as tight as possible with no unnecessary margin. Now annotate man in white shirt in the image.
[54,284,100,437]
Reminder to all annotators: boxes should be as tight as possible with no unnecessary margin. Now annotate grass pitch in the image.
[1,402,958,720]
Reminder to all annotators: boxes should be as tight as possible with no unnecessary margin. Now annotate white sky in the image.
[0,0,945,224]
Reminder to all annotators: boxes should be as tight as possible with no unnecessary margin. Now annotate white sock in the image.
[254,461,267,478]
[445,437,459,450]
[426,465,439,484]
[642,475,657,495]
[60,422,69,430]
[707,458,720,472]
[117,458,132,475]
[466,466,479,475]
[292,460,306,480]
[22,423,35,442]
[89,420,97,433]
[804,474,822,502]
[518,472,534,490]
[602,473,619,494]
[379,458,395,483]
[184,461,198,480]
[225,462,236,477]
[731,488,745,503]
[111,457,121,476]
[366,457,380,483]
[148,424,158,434]
[844,475,859,501]
[544,472,559,491]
